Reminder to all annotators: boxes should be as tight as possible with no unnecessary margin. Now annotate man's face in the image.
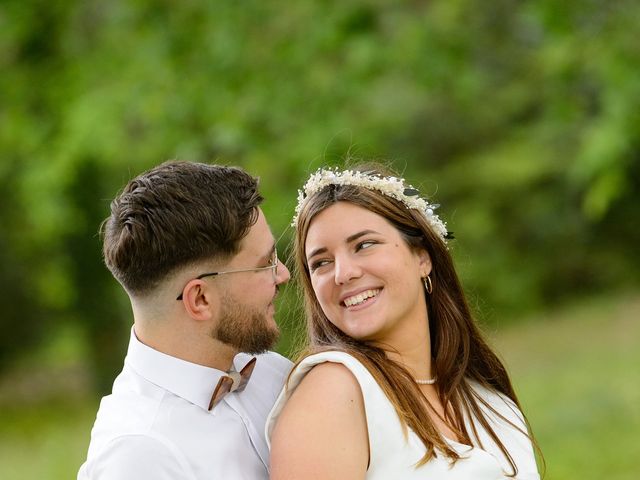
[211,209,290,354]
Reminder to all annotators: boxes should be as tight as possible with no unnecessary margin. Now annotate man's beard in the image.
[212,294,279,354]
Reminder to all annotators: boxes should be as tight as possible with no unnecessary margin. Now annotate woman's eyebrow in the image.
[345,229,380,244]
[306,246,327,262]
[306,230,380,261]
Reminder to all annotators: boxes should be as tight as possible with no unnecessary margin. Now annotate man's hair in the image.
[101,161,263,295]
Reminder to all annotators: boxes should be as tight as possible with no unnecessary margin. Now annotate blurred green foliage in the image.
[1,0,639,391]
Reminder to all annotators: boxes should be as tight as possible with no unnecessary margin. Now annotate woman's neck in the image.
[377,319,434,383]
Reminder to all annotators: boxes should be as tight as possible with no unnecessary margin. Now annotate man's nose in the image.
[276,259,291,284]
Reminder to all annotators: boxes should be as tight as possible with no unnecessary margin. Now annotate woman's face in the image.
[304,201,431,347]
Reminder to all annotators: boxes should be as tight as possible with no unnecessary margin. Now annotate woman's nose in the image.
[334,255,362,285]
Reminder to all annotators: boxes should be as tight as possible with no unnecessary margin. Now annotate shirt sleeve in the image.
[85,434,194,480]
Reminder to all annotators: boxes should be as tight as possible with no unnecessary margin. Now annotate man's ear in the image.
[181,280,217,321]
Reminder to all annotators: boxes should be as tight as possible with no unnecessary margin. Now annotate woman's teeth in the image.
[344,289,380,307]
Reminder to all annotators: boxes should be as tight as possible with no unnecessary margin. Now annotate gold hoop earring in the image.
[422,275,433,294]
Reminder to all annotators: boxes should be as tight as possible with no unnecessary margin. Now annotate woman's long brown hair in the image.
[292,164,541,474]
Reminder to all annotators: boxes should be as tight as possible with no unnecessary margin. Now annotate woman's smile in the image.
[341,288,382,308]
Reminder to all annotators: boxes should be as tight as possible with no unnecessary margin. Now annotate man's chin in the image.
[253,330,280,354]
[236,325,280,355]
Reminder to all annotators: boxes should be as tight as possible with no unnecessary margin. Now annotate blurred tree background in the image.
[1,0,639,478]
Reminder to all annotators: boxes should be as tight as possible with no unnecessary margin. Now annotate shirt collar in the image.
[125,327,247,411]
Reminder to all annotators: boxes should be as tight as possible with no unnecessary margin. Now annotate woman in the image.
[267,164,542,479]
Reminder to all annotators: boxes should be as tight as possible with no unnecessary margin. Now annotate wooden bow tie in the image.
[208,357,257,410]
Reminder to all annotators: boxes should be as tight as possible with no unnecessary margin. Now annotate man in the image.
[78,161,291,479]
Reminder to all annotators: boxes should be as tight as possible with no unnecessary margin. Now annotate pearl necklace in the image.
[414,376,437,385]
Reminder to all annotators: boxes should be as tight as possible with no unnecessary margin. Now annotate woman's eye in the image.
[309,259,331,272]
[356,241,376,251]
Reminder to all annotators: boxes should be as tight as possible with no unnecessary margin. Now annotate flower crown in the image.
[292,168,450,242]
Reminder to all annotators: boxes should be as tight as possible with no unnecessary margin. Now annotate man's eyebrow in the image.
[264,240,276,260]
[306,230,381,261]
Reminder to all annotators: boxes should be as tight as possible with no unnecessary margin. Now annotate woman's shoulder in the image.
[296,349,367,369]
[281,350,377,393]
[266,351,370,477]
[284,350,373,404]
[266,350,390,446]
[289,359,362,403]
[294,348,363,368]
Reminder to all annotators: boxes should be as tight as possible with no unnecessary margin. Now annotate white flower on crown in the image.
[292,168,449,242]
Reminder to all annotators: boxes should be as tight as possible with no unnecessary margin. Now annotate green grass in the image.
[1,292,638,479]
[0,400,97,479]
[491,292,640,479]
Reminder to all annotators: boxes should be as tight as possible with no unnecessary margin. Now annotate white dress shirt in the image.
[78,329,292,480]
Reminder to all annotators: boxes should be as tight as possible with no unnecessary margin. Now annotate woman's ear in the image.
[416,248,432,278]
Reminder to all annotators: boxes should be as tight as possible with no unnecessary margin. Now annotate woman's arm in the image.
[269,362,369,480]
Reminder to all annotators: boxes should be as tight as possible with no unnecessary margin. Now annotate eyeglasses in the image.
[177,247,278,300]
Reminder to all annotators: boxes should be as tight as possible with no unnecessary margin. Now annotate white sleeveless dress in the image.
[266,351,540,479]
